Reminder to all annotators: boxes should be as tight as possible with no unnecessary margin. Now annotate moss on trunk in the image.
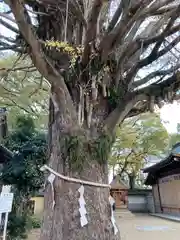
[40,99,120,240]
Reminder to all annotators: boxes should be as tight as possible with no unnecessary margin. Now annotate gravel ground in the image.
[28,213,180,240]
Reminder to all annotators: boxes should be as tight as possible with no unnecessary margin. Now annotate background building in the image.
[144,143,180,215]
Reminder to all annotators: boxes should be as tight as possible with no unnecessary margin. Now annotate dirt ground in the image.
[28,229,40,240]
[28,213,180,240]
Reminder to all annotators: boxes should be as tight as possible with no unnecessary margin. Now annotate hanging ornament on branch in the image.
[78,185,88,227]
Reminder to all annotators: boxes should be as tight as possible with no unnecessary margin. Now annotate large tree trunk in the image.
[40,95,120,240]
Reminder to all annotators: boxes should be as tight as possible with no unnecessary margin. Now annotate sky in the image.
[160,102,180,133]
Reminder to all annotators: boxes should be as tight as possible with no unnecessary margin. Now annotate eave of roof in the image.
[143,142,180,174]
[143,142,180,186]
[110,176,129,190]
[143,154,172,173]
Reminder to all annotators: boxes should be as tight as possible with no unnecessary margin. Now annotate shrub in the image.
[30,216,41,229]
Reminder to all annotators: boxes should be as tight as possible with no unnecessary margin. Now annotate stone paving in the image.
[116,213,180,240]
[28,212,180,239]
[151,213,180,222]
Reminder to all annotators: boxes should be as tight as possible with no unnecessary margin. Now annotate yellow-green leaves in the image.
[0,54,49,128]
[109,112,169,177]
[44,40,83,66]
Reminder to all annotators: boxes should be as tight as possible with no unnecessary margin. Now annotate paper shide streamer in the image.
[109,195,118,235]
[78,185,88,227]
[40,165,119,235]
[48,173,56,209]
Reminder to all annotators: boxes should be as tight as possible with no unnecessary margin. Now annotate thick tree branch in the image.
[0,34,16,43]
[126,34,180,88]
[72,0,87,27]
[140,35,180,68]
[82,0,103,65]
[111,0,153,47]
[143,0,175,15]
[100,0,149,58]
[149,4,180,56]
[105,70,180,133]
[118,20,180,72]
[104,94,148,133]
[152,6,177,15]
[0,12,16,23]
[118,149,134,176]
[127,104,149,118]
[7,0,77,122]
[138,72,180,96]
[0,40,22,53]
[100,0,174,59]
[129,73,180,116]
[107,1,124,32]
[0,65,36,73]
[0,18,19,34]
[132,64,180,89]
[7,1,49,76]
[143,23,180,47]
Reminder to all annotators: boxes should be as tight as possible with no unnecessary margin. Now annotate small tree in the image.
[0,115,47,239]
[1,1,180,239]
[109,113,169,188]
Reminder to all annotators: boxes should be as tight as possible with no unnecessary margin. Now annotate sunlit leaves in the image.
[109,112,169,179]
[0,54,49,128]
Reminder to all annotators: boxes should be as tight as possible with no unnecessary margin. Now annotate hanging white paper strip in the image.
[1,185,11,194]
[109,196,118,235]
[48,173,56,210]
[78,185,88,227]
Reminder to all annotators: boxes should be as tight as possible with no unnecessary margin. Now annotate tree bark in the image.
[40,94,120,240]
[129,174,135,190]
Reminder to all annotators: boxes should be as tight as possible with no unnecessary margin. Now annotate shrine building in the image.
[110,176,129,209]
[144,142,180,215]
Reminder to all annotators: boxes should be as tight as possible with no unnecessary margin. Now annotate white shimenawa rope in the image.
[40,165,111,188]
[41,165,118,234]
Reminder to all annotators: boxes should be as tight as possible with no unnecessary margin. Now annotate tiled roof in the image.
[110,175,129,189]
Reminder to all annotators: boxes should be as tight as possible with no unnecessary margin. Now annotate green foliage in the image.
[64,135,86,171]
[110,112,169,186]
[0,115,47,239]
[7,211,41,239]
[92,133,114,164]
[30,216,41,229]
[0,55,49,129]
[107,87,119,109]
[168,133,180,148]
[1,118,47,193]
[62,132,114,171]
[7,214,31,240]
